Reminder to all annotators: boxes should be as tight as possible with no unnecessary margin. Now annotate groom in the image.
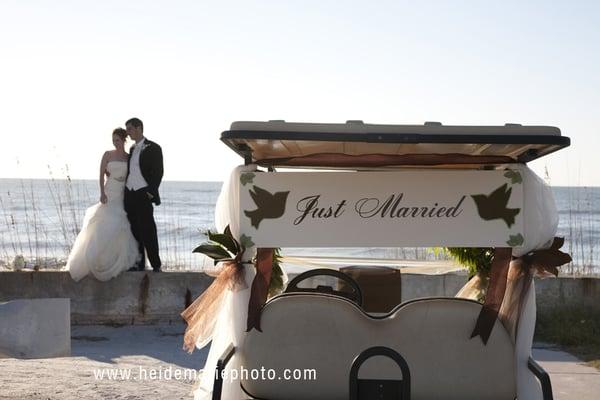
[124,117,164,272]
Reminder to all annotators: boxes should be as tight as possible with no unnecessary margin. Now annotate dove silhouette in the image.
[471,183,520,227]
[244,185,290,229]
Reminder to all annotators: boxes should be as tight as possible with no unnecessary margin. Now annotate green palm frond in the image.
[444,247,494,278]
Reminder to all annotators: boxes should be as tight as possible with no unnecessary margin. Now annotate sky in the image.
[0,0,598,185]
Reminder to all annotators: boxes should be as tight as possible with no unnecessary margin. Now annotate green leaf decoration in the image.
[192,226,284,299]
[193,225,245,266]
[506,233,525,247]
[207,232,240,255]
[240,234,255,249]
[504,169,523,184]
[192,228,284,298]
[192,243,232,260]
[240,173,255,186]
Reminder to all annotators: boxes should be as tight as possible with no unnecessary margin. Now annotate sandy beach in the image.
[0,324,208,400]
[2,323,599,400]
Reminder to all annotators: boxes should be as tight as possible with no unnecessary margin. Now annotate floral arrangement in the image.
[193,225,285,296]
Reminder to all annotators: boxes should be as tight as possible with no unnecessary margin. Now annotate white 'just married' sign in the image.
[238,168,525,248]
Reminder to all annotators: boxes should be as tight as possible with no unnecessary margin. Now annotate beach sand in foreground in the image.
[0,324,208,400]
[1,324,600,399]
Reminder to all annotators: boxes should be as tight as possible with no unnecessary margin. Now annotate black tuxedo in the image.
[124,138,163,271]
[126,139,163,205]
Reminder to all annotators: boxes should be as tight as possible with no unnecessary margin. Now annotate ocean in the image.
[0,179,598,275]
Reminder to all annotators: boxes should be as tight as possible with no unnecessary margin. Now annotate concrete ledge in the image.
[238,271,600,313]
[536,276,600,312]
[0,298,70,359]
[401,274,600,313]
[0,272,598,326]
[401,273,468,301]
[0,271,213,325]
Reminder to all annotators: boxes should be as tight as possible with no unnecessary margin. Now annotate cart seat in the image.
[241,294,515,400]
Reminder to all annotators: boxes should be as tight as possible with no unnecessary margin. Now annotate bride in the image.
[67,128,140,281]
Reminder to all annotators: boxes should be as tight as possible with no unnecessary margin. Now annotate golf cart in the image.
[186,121,571,400]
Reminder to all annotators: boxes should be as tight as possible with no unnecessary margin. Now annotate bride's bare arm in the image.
[99,152,109,203]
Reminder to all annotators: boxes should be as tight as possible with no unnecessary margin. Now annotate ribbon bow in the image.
[518,237,572,277]
[471,237,571,344]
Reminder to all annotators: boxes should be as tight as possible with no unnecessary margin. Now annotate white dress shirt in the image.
[126,138,149,190]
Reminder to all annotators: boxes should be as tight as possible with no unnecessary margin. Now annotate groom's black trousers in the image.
[124,188,161,271]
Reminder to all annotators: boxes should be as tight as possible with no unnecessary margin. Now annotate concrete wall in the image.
[535,276,600,313]
[399,273,600,313]
[1,271,598,325]
[0,298,70,358]
[0,271,213,325]
[401,273,468,301]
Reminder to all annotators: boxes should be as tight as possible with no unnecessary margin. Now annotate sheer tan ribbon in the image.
[181,254,247,353]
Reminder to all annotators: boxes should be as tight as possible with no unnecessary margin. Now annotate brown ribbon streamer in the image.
[471,237,572,345]
[470,247,512,344]
[181,254,246,353]
[499,237,572,339]
[246,248,274,332]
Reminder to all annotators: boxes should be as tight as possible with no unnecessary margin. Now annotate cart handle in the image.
[212,344,235,400]
[349,346,411,400]
[528,356,553,400]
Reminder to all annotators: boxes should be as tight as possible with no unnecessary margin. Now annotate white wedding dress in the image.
[67,161,140,281]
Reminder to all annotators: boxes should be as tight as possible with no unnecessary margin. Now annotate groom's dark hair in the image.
[126,117,143,132]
